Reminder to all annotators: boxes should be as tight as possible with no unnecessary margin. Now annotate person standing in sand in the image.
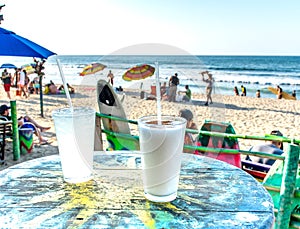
[1,69,12,99]
[256,90,261,98]
[19,69,28,98]
[241,85,247,96]
[233,86,239,96]
[276,85,283,99]
[200,71,214,106]
[168,73,179,102]
[292,90,296,99]
[107,70,114,86]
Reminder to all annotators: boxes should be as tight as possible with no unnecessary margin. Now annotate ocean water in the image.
[1,55,299,99]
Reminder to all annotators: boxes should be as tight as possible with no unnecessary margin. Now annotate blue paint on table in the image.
[0,152,274,228]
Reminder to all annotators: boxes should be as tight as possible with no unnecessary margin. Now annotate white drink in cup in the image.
[138,115,186,202]
[52,107,95,183]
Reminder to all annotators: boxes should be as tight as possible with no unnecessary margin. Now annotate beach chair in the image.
[194,120,241,168]
[262,144,300,228]
[0,119,13,162]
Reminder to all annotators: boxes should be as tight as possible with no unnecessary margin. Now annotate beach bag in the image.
[16,89,21,96]
[19,127,34,154]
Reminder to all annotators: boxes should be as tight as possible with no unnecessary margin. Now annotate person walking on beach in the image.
[241,85,247,96]
[1,69,12,99]
[19,69,28,98]
[233,86,239,96]
[168,73,179,102]
[276,85,283,99]
[256,90,261,98]
[292,90,296,99]
[200,71,214,106]
[107,70,114,86]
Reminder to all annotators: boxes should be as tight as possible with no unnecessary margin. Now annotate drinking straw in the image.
[56,58,73,109]
[155,62,162,124]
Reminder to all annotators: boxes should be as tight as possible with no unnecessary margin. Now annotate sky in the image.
[1,0,300,56]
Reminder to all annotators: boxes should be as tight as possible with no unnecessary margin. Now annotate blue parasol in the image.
[0,27,56,59]
[0,63,17,69]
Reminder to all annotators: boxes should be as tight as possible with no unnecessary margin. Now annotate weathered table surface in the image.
[0,151,274,229]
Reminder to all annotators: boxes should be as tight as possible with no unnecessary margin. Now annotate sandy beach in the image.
[0,84,299,171]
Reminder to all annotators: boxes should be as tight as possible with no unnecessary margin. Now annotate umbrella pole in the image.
[39,75,44,117]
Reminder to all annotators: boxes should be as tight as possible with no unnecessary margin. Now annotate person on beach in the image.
[13,68,20,88]
[233,86,239,96]
[292,90,296,99]
[0,104,51,144]
[178,85,192,102]
[256,90,261,98]
[19,69,28,98]
[241,85,247,96]
[179,109,198,154]
[107,70,114,86]
[245,130,284,166]
[1,69,12,99]
[44,80,61,94]
[276,85,283,99]
[168,73,179,102]
[200,71,214,106]
[58,83,75,94]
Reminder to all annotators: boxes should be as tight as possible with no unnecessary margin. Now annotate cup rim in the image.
[52,107,95,118]
[138,115,187,127]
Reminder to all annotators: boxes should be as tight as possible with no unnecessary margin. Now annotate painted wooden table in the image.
[0,151,274,228]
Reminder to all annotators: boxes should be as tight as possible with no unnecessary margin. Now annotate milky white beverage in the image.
[52,107,95,183]
[138,116,186,202]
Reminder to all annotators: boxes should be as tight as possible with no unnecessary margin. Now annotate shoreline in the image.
[1,84,299,171]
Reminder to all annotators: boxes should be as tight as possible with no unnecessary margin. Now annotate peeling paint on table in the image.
[0,152,274,228]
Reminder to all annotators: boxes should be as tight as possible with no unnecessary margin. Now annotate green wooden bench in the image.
[95,112,300,229]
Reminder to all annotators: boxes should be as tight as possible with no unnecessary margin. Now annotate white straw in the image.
[56,58,73,109]
[155,62,162,124]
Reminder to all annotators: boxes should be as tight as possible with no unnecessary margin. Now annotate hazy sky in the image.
[1,0,300,55]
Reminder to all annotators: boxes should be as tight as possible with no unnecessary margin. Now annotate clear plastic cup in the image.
[138,115,186,202]
[52,107,95,183]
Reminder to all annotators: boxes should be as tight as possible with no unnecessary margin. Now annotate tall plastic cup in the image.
[52,107,95,183]
[138,115,186,202]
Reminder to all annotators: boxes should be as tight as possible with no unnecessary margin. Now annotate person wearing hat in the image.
[168,73,180,102]
[245,130,284,165]
[200,71,214,106]
[179,109,198,153]
[0,104,51,144]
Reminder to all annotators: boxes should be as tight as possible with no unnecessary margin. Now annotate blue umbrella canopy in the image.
[0,27,56,59]
[0,63,17,69]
